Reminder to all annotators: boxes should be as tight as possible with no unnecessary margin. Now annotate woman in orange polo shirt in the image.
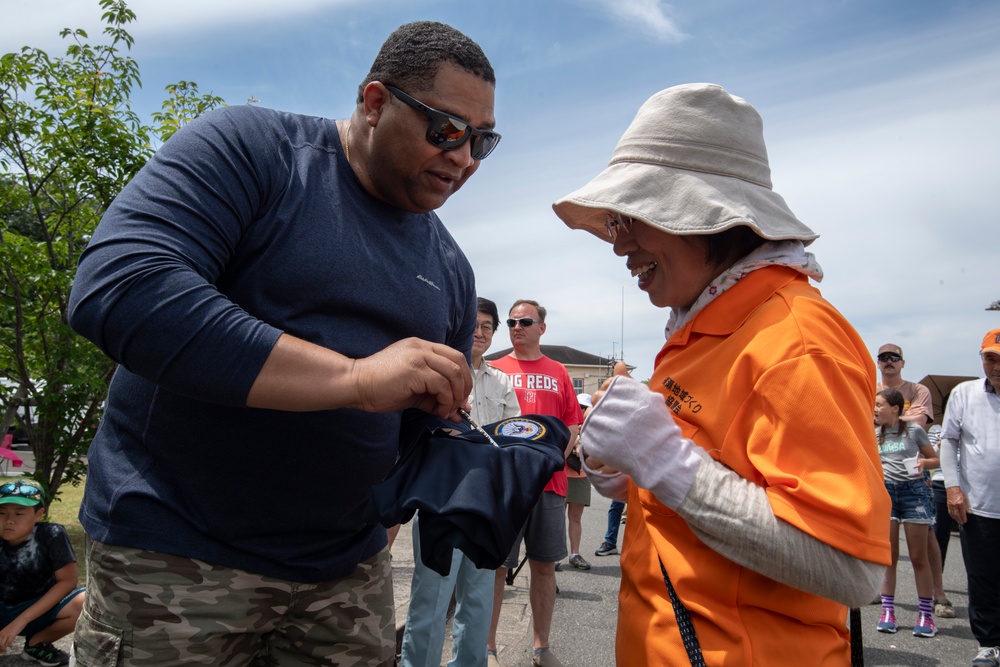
[552,83,891,666]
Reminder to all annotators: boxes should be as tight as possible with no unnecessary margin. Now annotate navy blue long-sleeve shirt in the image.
[68,105,476,581]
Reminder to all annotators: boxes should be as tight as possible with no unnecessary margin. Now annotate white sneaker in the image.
[973,646,1000,667]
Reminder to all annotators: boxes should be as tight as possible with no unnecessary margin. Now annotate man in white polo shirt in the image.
[940,329,1000,667]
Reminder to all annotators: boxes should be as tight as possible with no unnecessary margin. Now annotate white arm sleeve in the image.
[939,437,961,487]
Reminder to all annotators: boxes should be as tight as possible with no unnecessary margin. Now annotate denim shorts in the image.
[885,478,935,525]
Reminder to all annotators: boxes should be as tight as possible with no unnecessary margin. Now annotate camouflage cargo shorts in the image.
[74,539,395,666]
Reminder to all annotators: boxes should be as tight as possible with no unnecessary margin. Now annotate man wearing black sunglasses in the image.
[345,29,499,214]
[68,21,498,667]
[876,344,933,428]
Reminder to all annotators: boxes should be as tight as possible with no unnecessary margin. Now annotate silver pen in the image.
[458,408,500,447]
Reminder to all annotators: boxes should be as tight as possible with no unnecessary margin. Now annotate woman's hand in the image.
[583,361,631,473]
[580,371,703,510]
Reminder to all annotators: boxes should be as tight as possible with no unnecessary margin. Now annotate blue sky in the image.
[5,0,1000,394]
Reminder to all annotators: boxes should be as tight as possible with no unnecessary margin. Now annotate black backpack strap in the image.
[850,607,864,666]
[659,557,706,667]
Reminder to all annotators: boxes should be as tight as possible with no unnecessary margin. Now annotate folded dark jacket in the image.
[365,414,568,575]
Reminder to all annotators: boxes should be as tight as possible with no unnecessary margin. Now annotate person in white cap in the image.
[553,83,890,666]
[940,329,1000,667]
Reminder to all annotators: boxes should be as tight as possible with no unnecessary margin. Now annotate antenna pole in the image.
[620,286,625,361]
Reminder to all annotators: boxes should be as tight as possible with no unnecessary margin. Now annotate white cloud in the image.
[759,53,1000,384]
[578,0,687,44]
[0,0,359,53]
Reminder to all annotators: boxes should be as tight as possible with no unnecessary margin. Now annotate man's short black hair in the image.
[357,21,495,103]
[477,297,500,332]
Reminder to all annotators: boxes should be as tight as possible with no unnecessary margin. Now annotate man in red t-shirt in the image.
[486,299,582,667]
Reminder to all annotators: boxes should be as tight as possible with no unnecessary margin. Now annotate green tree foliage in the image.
[0,0,226,504]
[153,80,226,143]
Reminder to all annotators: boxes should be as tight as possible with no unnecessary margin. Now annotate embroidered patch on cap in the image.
[493,418,547,440]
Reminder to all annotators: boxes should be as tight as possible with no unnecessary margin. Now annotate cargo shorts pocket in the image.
[74,605,123,666]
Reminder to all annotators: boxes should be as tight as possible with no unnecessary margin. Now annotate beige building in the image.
[486,345,635,397]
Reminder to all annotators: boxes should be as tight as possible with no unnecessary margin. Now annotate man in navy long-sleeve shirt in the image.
[68,21,500,667]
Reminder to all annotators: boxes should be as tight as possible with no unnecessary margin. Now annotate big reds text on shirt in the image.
[508,374,561,392]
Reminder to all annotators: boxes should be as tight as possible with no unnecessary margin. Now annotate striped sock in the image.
[881,594,895,612]
[918,597,933,616]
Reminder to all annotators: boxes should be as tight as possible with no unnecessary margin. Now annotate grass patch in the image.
[45,479,86,586]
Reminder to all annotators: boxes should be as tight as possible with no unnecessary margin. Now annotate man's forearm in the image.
[246,334,357,411]
[247,333,472,420]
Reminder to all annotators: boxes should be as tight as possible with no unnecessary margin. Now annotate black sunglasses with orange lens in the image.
[385,85,501,160]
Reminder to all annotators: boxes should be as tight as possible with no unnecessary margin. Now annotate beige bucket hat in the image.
[552,83,818,245]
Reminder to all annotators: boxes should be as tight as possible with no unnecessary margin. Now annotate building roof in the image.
[486,345,618,368]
